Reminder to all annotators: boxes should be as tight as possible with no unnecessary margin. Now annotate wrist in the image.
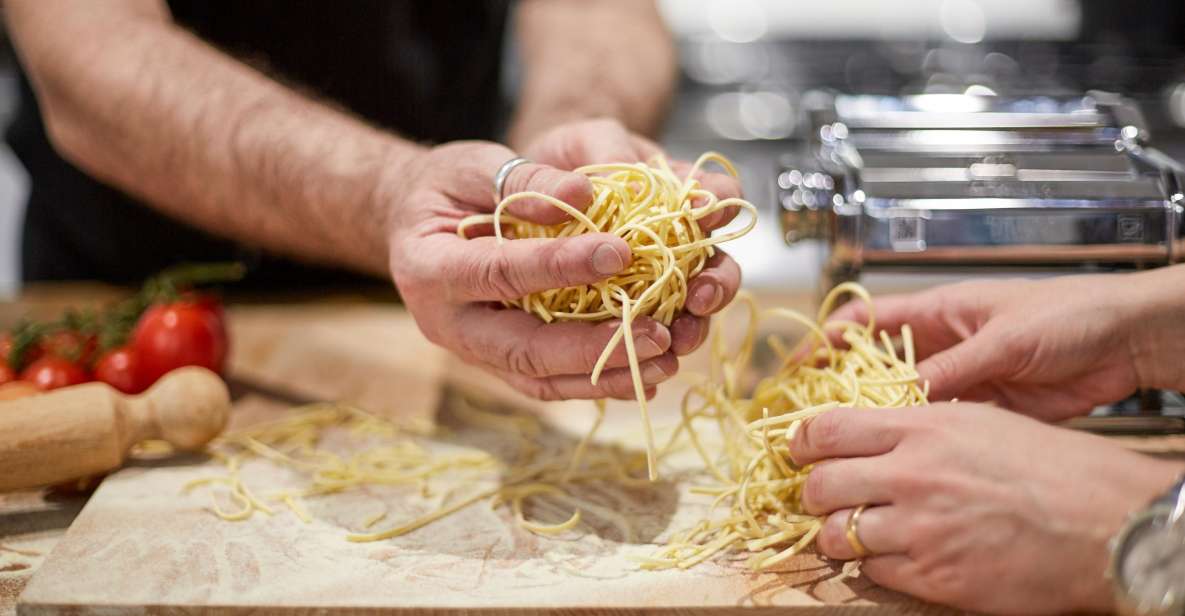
[1125,265,1185,391]
[371,140,427,259]
[1081,455,1184,613]
[1104,460,1185,615]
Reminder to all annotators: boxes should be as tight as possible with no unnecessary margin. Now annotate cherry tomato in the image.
[94,346,144,394]
[21,355,90,391]
[132,299,228,387]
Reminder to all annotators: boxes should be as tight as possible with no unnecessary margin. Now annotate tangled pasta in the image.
[457,153,758,479]
[183,398,651,544]
[182,231,921,571]
[640,283,929,570]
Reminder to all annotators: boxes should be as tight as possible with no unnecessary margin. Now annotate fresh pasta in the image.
[641,283,928,570]
[457,152,758,479]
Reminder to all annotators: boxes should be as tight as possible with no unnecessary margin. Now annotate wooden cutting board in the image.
[16,301,950,615]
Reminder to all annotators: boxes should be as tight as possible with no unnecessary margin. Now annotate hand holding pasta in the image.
[828,267,1185,421]
[458,151,758,478]
[388,140,672,402]
[788,402,1182,614]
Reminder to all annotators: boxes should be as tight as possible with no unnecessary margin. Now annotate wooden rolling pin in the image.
[0,366,230,492]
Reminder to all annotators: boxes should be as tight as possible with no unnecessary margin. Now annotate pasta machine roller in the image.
[778,91,1185,290]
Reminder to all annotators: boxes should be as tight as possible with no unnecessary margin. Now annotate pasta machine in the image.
[778,91,1185,289]
[778,91,1185,423]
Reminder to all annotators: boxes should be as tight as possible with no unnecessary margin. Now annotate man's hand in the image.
[384,134,743,401]
[829,269,1185,421]
[788,403,1182,614]
[521,117,745,357]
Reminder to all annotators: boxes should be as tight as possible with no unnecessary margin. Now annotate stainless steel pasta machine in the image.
[777,91,1185,422]
[779,91,1185,289]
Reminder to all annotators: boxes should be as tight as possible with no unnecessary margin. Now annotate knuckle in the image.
[927,352,959,383]
[512,164,547,194]
[801,467,832,512]
[504,339,548,378]
[806,414,844,456]
[478,252,526,301]
[815,515,846,558]
[915,560,976,606]
[533,380,563,402]
[544,243,573,286]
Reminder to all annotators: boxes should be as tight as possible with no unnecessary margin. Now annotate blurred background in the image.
[3,0,1185,297]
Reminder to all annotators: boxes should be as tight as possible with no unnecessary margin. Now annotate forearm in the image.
[507,0,677,150]
[7,0,420,276]
[1126,264,1185,391]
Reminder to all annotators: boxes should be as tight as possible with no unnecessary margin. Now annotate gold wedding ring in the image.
[845,504,871,558]
[493,156,531,203]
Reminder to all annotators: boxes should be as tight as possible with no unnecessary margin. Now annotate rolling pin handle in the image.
[125,366,231,451]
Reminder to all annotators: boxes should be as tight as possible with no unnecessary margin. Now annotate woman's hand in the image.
[383,131,742,401]
[829,268,1185,421]
[788,403,1182,614]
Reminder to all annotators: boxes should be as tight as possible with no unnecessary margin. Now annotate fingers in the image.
[859,554,918,594]
[443,141,595,225]
[826,292,917,334]
[527,119,652,170]
[816,506,911,560]
[788,407,905,466]
[800,457,896,515]
[670,313,709,356]
[670,160,745,232]
[432,233,631,303]
[630,135,663,160]
[916,332,1009,403]
[489,354,674,401]
[455,304,672,378]
[685,251,741,317]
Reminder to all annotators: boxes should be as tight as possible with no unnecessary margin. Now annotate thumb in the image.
[916,333,1010,402]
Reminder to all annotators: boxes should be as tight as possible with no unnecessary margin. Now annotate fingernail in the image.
[592,243,625,276]
[641,360,671,383]
[635,334,663,358]
[691,282,723,313]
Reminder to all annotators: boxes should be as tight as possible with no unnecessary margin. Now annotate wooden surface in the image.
[3,286,1184,615]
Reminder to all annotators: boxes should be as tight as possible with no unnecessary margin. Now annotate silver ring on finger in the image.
[493,156,531,204]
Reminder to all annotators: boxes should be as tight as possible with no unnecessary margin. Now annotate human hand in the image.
[829,270,1185,422]
[521,117,745,356]
[384,140,678,400]
[788,403,1182,614]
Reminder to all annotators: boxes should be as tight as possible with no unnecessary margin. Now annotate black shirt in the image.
[11,0,510,285]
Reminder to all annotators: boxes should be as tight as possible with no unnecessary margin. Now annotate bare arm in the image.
[6,0,421,275]
[506,0,677,150]
[7,0,744,403]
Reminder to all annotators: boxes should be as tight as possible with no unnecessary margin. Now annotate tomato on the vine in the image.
[21,356,90,391]
[39,330,97,365]
[132,298,228,387]
[94,346,144,394]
